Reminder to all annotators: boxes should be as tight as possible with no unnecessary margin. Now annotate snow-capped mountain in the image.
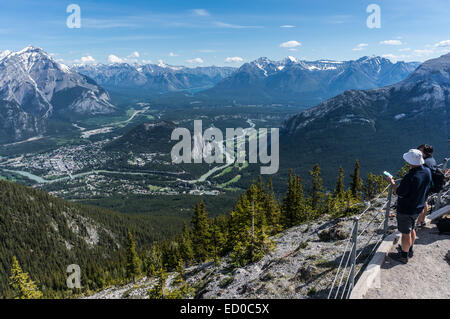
[0,50,12,61]
[0,46,115,142]
[280,53,449,182]
[200,56,420,105]
[73,63,236,95]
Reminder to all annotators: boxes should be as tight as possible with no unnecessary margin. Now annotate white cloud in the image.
[413,49,433,57]
[142,59,152,64]
[280,40,301,48]
[352,43,368,51]
[225,56,244,63]
[380,40,403,45]
[80,56,96,63]
[192,9,210,17]
[169,52,179,57]
[382,54,409,62]
[280,25,295,28]
[186,57,204,64]
[108,54,125,63]
[398,48,411,52]
[435,40,450,48]
[128,51,140,58]
[214,21,262,29]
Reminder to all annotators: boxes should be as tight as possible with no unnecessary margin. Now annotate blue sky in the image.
[0,0,449,66]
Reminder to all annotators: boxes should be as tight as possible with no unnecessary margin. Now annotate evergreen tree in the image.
[309,164,324,214]
[178,222,194,265]
[144,245,162,276]
[147,267,167,299]
[397,162,411,178]
[334,166,345,198]
[210,217,226,263]
[281,170,309,228]
[229,184,272,266]
[364,173,388,199]
[350,160,364,199]
[9,256,43,299]
[161,240,181,270]
[257,177,282,234]
[126,231,141,282]
[191,202,210,262]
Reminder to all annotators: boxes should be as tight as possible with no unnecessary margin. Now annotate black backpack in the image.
[437,214,450,235]
[429,167,446,194]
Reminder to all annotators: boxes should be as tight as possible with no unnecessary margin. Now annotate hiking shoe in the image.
[417,221,426,228]
[389,252,408,264]
[397,245,414,258]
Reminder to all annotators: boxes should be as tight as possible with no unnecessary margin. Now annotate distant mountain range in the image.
[73,62,236,96]
[280,53,450,183]
[74,55,420,106]
[0,46,423,144]
[0,46,115,142]
[199,56,420,106]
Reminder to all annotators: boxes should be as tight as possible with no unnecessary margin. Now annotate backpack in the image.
[429,167,446,194]
[437,214,450,235]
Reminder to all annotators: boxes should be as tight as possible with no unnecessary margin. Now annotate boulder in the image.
[318,223,350,241]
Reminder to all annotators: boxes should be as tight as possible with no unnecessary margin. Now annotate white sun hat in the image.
[403,149,425,166]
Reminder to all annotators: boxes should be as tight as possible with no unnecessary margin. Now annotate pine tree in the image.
[309,164,324,214]
[281,169,296,228]
[334,166,345,198]
[364,173,388,199]
[210,217,226,263]
[144,245,162,276]
[259,177,282,234]
[179,222,194,264]
[126,231,141,282]
[281,170,309,228]
[350,160,364,199]
[147,267,167,299]
[191,202,210,262]
[397,162,410,178]
[9,256,43,299]
[228,183,272,266]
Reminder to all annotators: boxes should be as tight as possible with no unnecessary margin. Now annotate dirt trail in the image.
[365,222,450,299]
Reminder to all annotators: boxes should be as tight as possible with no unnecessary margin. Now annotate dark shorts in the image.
[396,213,420,234]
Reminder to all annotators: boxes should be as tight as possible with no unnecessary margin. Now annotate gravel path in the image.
[365,222,450,299]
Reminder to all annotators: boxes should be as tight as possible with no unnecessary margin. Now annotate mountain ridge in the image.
[0,179,180,298]
[279,52,449,183]
[199,55,420,105]
[0,46,116,142]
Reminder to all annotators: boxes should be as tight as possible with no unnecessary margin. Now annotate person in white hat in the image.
[385,149,432,264]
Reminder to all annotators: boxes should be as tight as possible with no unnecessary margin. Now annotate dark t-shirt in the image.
[396,166,432,215]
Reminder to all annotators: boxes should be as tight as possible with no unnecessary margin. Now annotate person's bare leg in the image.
[417,202,428,224]
[401,233,412,252]
[411,229,416,246]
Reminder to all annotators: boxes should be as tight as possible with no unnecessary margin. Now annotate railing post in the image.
[433,159,448,211]
[349,217,359,295]
[383,185,393,235]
